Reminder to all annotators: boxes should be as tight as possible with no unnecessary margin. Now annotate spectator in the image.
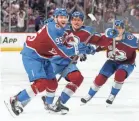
[17,10,26,32]
[28,14,35,32]
[1,0,139,32]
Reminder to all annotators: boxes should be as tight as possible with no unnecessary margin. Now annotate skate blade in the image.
[60,109,69,115]
[4,100,16,118]
[46,109,68,115]
[80,102,87,106]
[80,98,90,106]
[106,103,112,107]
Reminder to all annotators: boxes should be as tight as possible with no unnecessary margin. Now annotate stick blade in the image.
[88,13,96,21]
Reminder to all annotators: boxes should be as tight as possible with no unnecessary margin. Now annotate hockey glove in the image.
[74,43,96,55]
[105,28,119,38]
[79,54,87,62]
[86,44,96,55]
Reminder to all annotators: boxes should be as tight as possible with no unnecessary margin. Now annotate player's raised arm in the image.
[81,19,138,107]
[88,29,119,47]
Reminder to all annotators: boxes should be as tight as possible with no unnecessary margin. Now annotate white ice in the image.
[0,52,139,121]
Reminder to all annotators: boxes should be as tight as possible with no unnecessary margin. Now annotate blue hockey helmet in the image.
[71,11,84,21]
[53,8,68,17]
[115,20,125,28]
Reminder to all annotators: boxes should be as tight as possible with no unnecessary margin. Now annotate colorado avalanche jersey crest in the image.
[107,32,138,64]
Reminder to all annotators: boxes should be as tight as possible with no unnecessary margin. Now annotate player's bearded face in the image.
[71,17,83,30]
[56,16,68,28]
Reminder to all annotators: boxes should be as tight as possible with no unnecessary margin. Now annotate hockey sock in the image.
[45,91,55,104]
[16,83,38,103]
[110,80,124,96]
[88,74,107,96]
[60,71,83,104]
[60,92,71,104]
[60,82,77,104]
[17,89,32,102]
[88,82,100,96]
[110,69,127,96]
[111,86,121,96]
[45,79,58,104]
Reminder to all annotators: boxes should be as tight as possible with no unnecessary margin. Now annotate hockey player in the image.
[81,20,139,105]
[4,8,94,116]
[41,11,96,114]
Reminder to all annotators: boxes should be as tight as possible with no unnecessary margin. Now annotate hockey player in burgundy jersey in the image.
[41,11,97,114]
[4,8,94,116]
[81,20,139,105]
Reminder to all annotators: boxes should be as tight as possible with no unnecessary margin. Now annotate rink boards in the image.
[0,33,139,51]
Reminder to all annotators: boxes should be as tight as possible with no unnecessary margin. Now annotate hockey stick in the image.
[137,38,139,49]
[88,13,96,21]
[112,16,116,59]
[57,14,96,82]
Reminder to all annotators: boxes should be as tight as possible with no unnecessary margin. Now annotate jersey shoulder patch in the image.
[126,32,135,40]
[122,32,138,48]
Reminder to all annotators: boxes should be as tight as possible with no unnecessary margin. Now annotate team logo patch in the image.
[108,48,127,61]
[66,34,80,46]
[108,45,113,50]
[127,35,134,40]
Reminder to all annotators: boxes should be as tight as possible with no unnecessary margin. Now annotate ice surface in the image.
[0,52,139,121]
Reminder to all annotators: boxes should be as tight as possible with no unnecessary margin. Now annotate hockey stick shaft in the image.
[136,37,139,52]
[112,16,116,59]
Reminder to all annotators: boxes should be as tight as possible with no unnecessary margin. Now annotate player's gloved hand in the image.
[79,54,87,62]
[75,43,95,55]
[86,44,96,55]
[105,28,119,38]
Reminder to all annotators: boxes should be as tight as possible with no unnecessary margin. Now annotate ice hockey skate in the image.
[80,95,93,105]
[42,96,69,115]
[106,94,116,107]
[4,96,23,117]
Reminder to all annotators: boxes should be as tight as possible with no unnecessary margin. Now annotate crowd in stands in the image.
[1,0,139,33]
[86,0,139,33]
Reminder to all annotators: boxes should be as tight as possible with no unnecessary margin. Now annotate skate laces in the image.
[108,94,115,101]
[84,94,92,101]
[10,97,23,108]
[16,102,23,113]
[10,97,23,111]
[45,103,57,110]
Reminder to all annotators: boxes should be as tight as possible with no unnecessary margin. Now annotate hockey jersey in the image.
[90,32,138,64]
[50,25,96,65]
[21,21,76,60]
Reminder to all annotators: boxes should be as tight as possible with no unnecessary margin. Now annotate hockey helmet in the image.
[115,20,125,29]
[53,8,68,17]
[71,11,84,21]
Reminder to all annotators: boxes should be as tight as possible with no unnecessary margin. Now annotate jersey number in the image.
[26,26,46,41]
[55,37,63,44]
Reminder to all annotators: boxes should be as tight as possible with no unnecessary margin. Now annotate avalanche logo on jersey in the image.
[108,48,127,61]
[66,34,80,47]
[127,34,134,40]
